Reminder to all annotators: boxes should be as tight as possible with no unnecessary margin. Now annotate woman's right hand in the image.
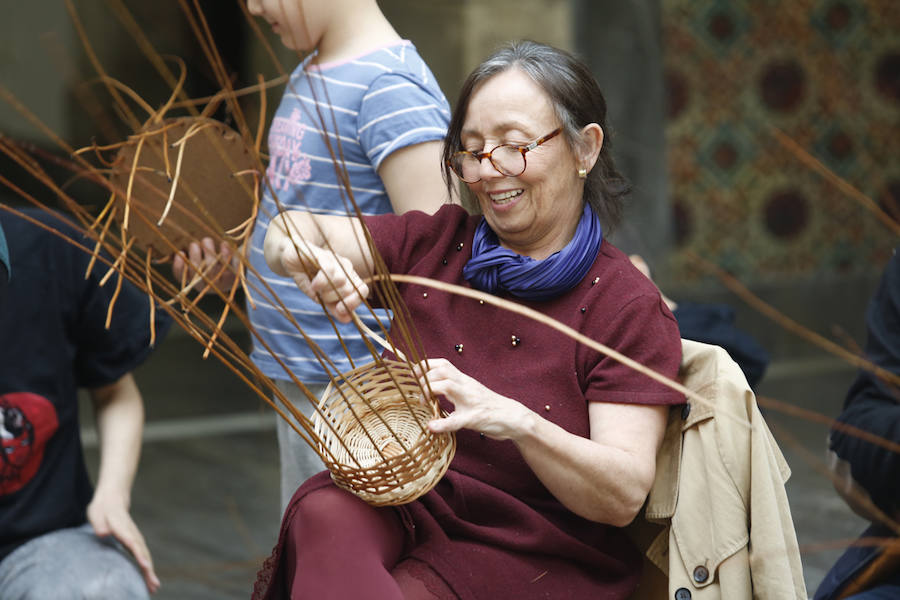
[413,359,536,441]
[279,243,369,323]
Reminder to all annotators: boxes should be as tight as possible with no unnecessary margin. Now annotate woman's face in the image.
[460,68,587,259]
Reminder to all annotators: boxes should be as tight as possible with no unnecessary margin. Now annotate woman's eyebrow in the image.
[461,122,533,140]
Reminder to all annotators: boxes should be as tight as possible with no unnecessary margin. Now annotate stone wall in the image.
[381,0,572,106]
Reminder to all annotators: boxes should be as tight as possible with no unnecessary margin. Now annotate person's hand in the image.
[172,237,238,293]
[279,243,369,323]
[413,359,534,441]
[87,490,160,594]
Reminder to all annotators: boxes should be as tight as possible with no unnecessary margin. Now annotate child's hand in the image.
[87,491,160,594]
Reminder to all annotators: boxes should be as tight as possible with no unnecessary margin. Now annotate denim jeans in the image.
[0,523,148,600]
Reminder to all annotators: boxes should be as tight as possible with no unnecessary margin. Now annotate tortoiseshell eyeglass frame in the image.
[447,128,562,183]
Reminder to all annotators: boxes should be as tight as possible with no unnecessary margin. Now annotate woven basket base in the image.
[108,117,256,256]
[313,360,455,506]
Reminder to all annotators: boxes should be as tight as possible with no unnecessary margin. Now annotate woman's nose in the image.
[478,156,503,181]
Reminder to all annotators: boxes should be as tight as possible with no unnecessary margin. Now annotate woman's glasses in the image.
[447,128,562,183]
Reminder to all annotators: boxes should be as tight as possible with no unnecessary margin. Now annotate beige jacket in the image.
[627,339,807,599]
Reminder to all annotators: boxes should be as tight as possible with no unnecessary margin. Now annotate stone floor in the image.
[755,358,868,594]
[81,324,871,599]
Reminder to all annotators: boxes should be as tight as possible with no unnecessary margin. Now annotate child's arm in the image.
[378,140,455,215]
[87,373,160,594]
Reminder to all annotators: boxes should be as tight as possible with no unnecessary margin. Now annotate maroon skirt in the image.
[252,470,641,600]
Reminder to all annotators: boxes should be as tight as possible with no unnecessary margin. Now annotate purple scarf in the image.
[462,203,602,301]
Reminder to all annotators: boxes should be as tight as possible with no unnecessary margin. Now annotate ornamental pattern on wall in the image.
[663,0,899,284]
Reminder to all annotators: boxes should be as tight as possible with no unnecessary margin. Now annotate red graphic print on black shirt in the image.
[0,392,59,495]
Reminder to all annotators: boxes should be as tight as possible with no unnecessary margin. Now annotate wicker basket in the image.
[109,117,256,257]
[313,359,456,506]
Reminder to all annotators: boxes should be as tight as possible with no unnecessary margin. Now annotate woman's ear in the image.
[578,123,604,173]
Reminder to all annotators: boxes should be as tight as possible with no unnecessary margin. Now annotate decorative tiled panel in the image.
[663,0,899,285]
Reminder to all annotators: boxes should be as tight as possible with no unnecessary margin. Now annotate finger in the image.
[179,242,204,282]
[421,378,458,404]
[309,270,342,298]
[415,363,443,391]
[281,251,301,276]
[219,240,235,263]
[172,252,186,279]
[203,241,233,285]
[293,274,314,297]
[428,414,464,434]
[331,303,354,323]
[310,279,362,319]
[281,244,314,277]
[422,359,455,383]
[311,268,367,303]
[330,292,365,323]
[187,241,203,267]
[110,517,160,593]
[201,237,218,269]
[130,538,161,594]
[342,278,369,301]
[131,534,160,594]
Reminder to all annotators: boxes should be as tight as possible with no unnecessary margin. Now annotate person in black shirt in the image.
[0,208,170,598]
[815,248,900,600]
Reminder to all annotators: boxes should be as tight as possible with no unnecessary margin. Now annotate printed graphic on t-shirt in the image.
[0,392,59,495]
[267,107,312,193]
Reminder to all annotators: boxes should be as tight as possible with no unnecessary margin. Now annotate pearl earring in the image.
[577,167,587,178]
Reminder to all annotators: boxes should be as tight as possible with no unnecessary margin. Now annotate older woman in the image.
[254,41,683,600]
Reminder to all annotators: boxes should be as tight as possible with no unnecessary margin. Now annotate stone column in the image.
[571,0,673,273]
[1,3,77,143]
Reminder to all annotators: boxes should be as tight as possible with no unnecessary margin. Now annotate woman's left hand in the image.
[413,359,534,441]
[415,361,668,527]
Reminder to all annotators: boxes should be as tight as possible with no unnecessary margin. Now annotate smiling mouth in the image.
[489,189,523,205]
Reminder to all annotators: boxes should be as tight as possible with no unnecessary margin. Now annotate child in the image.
[0,208,170,597]
[245,0,453,511]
